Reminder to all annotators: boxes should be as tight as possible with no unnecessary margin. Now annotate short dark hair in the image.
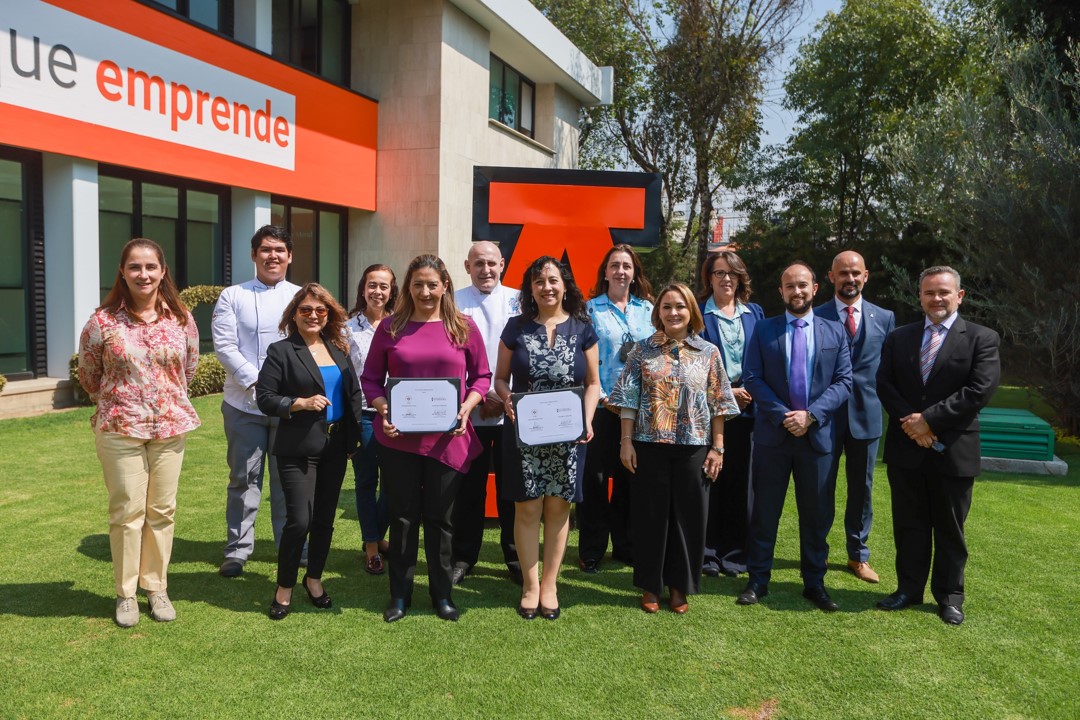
[251,225,292,253]
[781,260,817,284]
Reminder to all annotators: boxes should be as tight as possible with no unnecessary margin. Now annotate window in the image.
[98,169,228,351]
[271,199,346,305]
[272,0,350,85]
[0,150,43,378]
[489,54,535,138]
[147,0,234,34]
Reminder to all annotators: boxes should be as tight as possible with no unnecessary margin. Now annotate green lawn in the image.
[0,391,1077,719]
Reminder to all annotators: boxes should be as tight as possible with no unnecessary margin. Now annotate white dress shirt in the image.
[834,296,864,333]
[212,278,302,414]
[455,283,521,427]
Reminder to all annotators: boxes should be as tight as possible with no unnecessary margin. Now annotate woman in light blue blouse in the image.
[578,244,655,573]
[609,283,738,614]
[697,250,764,578]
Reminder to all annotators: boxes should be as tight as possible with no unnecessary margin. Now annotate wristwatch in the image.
[807,412,818,425]
[710,445,725,455]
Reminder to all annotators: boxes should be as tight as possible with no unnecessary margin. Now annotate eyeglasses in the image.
[711,270,739,280]
[298,305,328,317]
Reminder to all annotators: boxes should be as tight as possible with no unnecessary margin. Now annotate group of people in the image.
[78,225,999,630]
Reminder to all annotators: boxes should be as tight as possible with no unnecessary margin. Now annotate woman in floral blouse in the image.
[78,238,200,628]
[608,283,738,614]
[495,256,600,620]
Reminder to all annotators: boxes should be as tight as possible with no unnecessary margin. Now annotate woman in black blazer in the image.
[257,282,364,620]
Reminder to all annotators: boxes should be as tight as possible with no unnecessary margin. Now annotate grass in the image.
[0,389,1077,719]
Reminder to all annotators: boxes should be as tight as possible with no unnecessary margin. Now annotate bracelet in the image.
[621,435,633,442]
[709,446,725,455]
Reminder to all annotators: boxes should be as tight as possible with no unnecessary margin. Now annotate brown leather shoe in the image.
[669,588,688,615]
[640,592,660,614]
[848,560,880,583]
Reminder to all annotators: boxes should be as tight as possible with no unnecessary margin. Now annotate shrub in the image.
[69,354,93,406]
[188,354,226,398]
[179,285,226,309]
[0,374,6,394]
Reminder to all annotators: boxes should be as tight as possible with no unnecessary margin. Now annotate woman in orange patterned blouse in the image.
[608,283,738,614]
[78,238,200,628]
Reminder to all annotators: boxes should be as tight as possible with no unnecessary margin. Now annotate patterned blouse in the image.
[608,331,739,445]
[78,306,201,440]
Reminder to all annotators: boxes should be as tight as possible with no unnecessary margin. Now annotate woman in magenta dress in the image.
[361,255,491,623]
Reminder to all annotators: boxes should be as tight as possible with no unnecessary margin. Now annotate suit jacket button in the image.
[921,395,927,401]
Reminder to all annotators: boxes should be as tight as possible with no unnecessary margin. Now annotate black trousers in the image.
[631,442,710,596]
[276,429,348,588]
[379,445,462,604]
[578,410,633,562]
[451,425,518,572]
[703,416,753,574]
[887,465,973,607]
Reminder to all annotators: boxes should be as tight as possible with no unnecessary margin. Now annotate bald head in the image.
[465,241,504,293]
[828,250,868,304]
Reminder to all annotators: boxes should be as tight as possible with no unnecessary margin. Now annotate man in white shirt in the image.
[213,226,302,577]
[451,241,522,585]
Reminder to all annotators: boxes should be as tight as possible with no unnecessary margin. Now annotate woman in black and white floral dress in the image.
[495,256,600,620]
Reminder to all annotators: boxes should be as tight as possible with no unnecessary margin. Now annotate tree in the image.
[537,0,804,278]
[891,19,1080,434]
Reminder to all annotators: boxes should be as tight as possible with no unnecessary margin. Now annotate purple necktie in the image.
[789,318,808,411]
[921,324,945,384]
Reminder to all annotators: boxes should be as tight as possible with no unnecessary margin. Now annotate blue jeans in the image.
[353,413,388,544]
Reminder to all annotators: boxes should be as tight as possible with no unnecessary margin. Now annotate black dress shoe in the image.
[433,599,459,621]
[517,604,538,620]
[802,586,839,612]
[451,564,469,586]
[876,591,923,611]
[383,598,407,623]
[736,583,768,605]
[268,599,290,621]
[539,604,560,620]
[508,566,524,586]
[938,604,965,625]
[219,559,244,578]
[302,575,332,609]
[721,568,740,578]
[578,558,599,574]
[702,564,721,578]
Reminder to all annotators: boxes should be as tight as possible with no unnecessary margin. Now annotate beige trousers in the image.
[95,431,186,597]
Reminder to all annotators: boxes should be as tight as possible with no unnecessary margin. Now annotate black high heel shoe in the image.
[539,604,561,620]
[302,575,332,609]
[268,598,290,620]
[517,604,538,620]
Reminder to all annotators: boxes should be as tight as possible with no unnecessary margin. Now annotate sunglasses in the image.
[298,305,328,317]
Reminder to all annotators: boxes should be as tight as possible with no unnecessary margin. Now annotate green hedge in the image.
[0,374,6,394]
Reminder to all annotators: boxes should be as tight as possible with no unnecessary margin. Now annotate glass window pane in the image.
[317,210,341,302]
[520,81,533,133]
[299,0,319,73]
[186,190,222,287]
[99,177,134,297]
[271,202,286,227]
[0,156,27,373]
[189,0,220,29]
[151,0,180,10]
[489,57,504,120]
[502,68,519,127]
[0,288,27,374]
[289,206,315,286]
[142,183,179,275]
[0,158,21,201]
[320,0,346,84]
[272,0,292,64]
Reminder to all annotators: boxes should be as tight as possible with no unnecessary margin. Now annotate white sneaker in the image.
[115,596,139,627]
[147,591,177,622]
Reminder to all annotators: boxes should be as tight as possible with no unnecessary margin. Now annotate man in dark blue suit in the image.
[815,251,895,584]
[738,262,852,611]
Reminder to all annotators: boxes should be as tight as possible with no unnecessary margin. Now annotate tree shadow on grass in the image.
[0,581,111,618]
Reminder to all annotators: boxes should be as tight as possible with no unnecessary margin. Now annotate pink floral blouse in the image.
[78,307,201,439]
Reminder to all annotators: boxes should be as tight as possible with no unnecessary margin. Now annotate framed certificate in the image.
[387,378,462,433]
[512,387,586,447]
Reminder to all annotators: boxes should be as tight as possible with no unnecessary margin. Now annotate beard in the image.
[784,296,813,314]
[837,283,861,299]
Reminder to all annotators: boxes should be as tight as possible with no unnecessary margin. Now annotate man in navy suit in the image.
[816,251,895,584]
[738,262,852,611]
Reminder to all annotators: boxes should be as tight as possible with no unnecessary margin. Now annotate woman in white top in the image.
[346,264,398,574]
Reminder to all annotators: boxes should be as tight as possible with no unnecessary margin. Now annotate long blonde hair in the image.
[389,254,471,346]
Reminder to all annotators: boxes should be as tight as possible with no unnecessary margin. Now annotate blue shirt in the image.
[704,297,749,383]
[587,293,655,397]
[319,365,345,423]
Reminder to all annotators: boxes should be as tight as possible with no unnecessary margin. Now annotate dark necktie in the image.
[920,324,945,384]
[789,318,808,410]
[845,306,857,339]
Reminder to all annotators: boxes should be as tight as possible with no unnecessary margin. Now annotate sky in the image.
[758,0,845,146]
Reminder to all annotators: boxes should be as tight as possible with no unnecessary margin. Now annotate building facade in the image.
[0,0,610,395]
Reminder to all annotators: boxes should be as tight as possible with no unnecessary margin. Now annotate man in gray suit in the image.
[816,251,895,583]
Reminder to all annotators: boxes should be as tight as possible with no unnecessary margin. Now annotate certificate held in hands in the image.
[387,378,462,433]
[512,387,586,447]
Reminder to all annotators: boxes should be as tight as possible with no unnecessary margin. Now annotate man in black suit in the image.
[738,262,852,612]
[875,266,1000,625]
[816,251,895,584]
